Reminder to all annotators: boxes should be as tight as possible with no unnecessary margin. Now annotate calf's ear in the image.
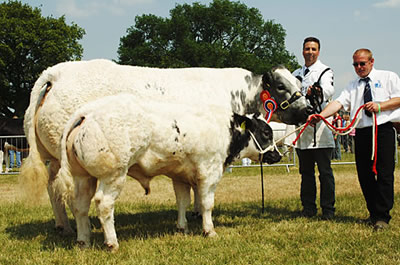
[233,113,252,133]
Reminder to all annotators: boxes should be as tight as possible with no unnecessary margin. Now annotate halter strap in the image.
[248,131,282,156]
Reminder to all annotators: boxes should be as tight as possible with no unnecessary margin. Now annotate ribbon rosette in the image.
[260,90,277,123]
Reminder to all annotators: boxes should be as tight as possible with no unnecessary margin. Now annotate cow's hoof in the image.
[55,226,75,236]
[105,243,119,253]
[203,230,218,237]
[77,240,90,249]
[191,212,202,219]
[63,226,75,236]
[176,227,188,234]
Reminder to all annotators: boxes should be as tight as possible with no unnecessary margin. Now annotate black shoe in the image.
[300,210,317,218]
[373,220,389,231]
[321,212,335,220]
[357,217,375,226]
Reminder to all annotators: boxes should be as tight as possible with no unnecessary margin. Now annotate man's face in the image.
[352,52,374,78]
[303,41,320,67]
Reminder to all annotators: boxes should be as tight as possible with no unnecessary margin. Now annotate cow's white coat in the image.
[21,59,308,234]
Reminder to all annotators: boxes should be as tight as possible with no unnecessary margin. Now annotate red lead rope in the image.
[292,104,378,174]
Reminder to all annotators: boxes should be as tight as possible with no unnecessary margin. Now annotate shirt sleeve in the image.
[336,85,351,111]
[389,71,400,98]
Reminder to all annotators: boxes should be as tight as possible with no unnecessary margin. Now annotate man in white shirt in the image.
[311,48,400,230]
[293,37,336,219]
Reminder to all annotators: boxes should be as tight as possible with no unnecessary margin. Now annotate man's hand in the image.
[307,114,321,127]
[363,101,378,113]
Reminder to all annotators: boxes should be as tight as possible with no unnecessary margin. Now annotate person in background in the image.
[331,112,342,160]
[342,112,351,153]
[310,48,400,230]
[8,116,21,169]
[292,37,336,220]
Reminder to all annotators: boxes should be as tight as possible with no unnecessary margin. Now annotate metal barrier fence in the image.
[227,127,399,172]
[1,129,397,174]
[0,135,28,174]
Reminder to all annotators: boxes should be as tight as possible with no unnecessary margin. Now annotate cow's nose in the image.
[263,150,282,164]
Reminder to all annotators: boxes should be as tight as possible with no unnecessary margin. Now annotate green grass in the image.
[0,159,399,264]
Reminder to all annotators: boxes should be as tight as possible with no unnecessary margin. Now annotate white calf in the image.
[55,94,281,251]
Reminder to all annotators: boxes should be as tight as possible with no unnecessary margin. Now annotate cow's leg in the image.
[94,174,126,253]
[192,186,202,218]
[72,176,97,248]
[0,151,3,173]
[47,159,74,234]
[172,180,191,233]
[197,170,222,237]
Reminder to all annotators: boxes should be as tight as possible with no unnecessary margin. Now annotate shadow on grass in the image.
[5,208,193,251]
[212,201,361,227]
[5,200,361,251]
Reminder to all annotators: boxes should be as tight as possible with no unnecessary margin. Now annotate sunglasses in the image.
[352,61,368,67]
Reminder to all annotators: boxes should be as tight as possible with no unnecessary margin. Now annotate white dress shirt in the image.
[292,60,335,149]
[336,68,400,128]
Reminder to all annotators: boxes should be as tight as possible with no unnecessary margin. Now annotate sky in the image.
[16,0,400,97]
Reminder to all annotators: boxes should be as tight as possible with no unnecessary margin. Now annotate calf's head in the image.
[225,113,282,166]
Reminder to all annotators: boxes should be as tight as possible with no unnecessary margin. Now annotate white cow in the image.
[54,94,281,251]
[21,59,310,234]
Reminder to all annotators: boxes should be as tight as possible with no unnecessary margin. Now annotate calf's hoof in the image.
[105,242,119,253]
[203,230,217,237]
[77,240,90,249]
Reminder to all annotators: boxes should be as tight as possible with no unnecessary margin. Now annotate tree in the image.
[118,0,299,73]
[0,1,85,118]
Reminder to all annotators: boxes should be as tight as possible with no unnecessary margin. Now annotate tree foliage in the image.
[0,0,85,118]
[118,0,299,74]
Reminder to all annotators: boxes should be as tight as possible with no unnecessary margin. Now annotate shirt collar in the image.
[304,60,321,72]
[357,68,376,83]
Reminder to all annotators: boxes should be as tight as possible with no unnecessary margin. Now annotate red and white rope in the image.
[291,104,378,174]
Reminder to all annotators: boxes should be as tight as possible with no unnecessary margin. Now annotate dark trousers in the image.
[355,122,395,223]
[296,148,335,214]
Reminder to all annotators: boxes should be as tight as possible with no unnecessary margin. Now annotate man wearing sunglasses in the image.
[310,48,400,230]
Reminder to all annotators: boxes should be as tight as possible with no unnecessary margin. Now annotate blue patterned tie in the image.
[361,77,372,117]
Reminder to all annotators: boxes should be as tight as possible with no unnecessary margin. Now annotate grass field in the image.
[1,156,400,264]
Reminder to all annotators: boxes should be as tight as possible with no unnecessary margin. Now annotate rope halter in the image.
[248,130,282,156]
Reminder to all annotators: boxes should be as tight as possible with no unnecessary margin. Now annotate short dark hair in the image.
[303,37,320,50]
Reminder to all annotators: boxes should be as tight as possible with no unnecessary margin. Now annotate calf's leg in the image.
[197,170,222,237]
[94,174,126,252]
[72,176,97,248]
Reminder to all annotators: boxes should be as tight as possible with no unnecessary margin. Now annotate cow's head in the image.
[262,65,312,125]
[225,113,282,166]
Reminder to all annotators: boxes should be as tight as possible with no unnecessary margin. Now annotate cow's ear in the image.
[262,71,273,90]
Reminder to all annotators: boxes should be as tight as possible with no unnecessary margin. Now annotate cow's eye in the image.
[277,84,286,91]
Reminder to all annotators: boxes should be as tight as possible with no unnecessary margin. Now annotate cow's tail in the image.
[19,74,55,203]
[53,116,84,204]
